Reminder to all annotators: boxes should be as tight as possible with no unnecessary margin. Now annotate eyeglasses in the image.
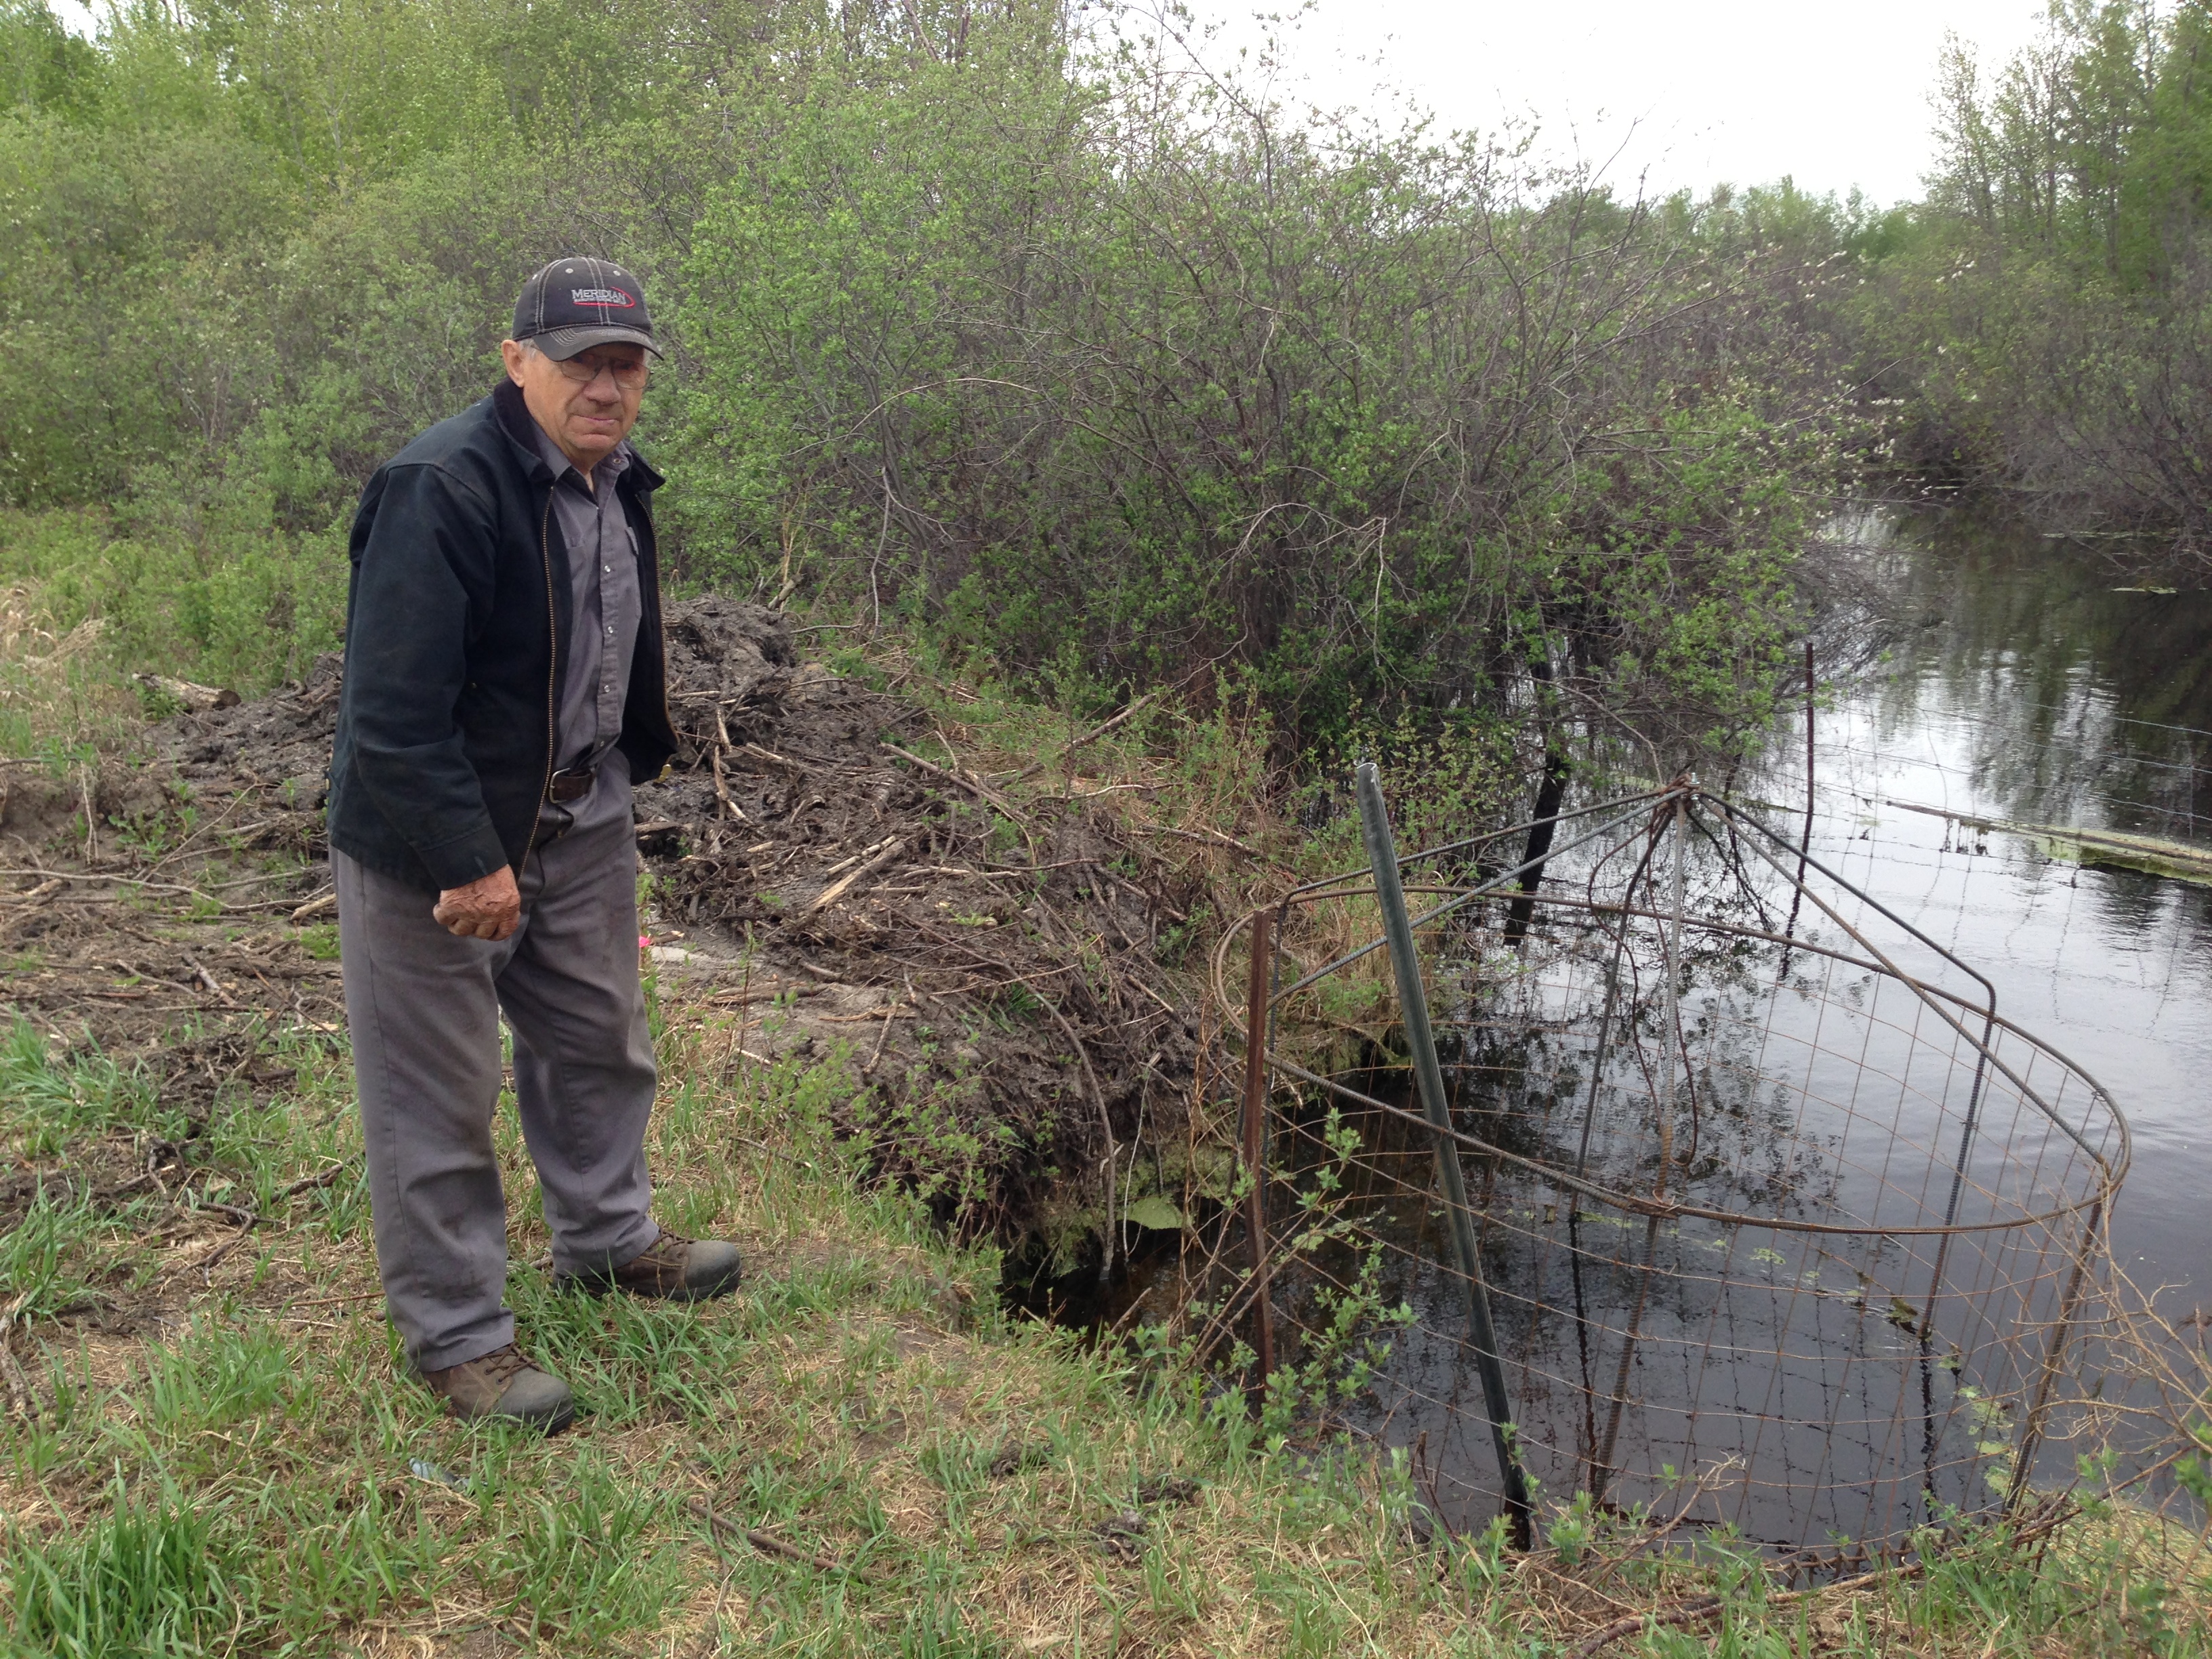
[550,354,649,391]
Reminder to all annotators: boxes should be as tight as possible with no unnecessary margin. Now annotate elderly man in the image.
[327,258,741,1433]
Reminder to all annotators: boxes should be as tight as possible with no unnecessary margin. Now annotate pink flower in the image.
[638,934,652,948]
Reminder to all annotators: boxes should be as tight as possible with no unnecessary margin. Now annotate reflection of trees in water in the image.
[1858,528,2212,839]
[1439,914,1847,1228]
[1267,1103,1992,1547]
[1267,881,2021,1551]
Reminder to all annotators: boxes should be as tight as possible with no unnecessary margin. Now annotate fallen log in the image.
[1886,798,2212,884]
[134,673,241,712]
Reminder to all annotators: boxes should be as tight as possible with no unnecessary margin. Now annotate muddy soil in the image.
[1,598,1208,1253]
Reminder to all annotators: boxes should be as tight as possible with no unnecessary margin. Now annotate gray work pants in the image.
[334,782,657,1373]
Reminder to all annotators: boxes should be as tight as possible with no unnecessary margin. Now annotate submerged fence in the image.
[1206,769,2128,1565]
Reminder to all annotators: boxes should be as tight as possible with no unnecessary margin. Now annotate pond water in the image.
[1017,511,2211,1551]
[1303,514,2212,1549]
[1805,514,2212,1304]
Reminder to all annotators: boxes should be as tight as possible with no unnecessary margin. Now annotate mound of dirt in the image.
[5,598,1207,1254]
[165,649,347,813]
[636,596,1205,1246]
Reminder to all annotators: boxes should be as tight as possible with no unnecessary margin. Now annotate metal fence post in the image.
[1240,909,1277,1401]
[1355,760,1535,1542]
[2006,1194,2104,1513]
[1593,790,1688,1503]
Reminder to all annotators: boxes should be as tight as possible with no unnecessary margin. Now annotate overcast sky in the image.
[47,0,2051,204]
[1178,0,2052,206]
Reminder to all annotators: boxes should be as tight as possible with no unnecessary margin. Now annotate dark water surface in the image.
[1021,515,2209,1547]
[1309,516,2209,1545]
[1808,517,2212,1302]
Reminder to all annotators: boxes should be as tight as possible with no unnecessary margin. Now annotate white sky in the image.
[47,0,2051,204]
[1179,0,2053,206]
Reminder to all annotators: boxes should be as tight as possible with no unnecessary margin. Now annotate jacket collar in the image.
[491,377,554,484]
[490,377,662,496]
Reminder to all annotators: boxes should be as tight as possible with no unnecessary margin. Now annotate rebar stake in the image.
[1594,790,1691,1503]
[1240,908,1277,1404]
[1355,760,1534,1544]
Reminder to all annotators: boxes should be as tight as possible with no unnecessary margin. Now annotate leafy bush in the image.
[677,49,1841,749]
[0,0,1852,760]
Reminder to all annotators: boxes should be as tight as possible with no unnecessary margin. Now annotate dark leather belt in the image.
[546,765,596,804]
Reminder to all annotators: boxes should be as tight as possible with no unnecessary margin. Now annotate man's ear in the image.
[499,339,529,386]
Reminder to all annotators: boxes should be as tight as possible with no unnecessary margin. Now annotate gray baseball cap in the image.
[512,255,660,359]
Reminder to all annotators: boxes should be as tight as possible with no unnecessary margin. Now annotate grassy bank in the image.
[2,951,2209,1655]
[0,995,1430,1656]
[3,513,2208,1656]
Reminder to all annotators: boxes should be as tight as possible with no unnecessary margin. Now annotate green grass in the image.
[0,1191,102,1324]
[8,1487,241,1659]
[1,994,2209,1655]
[0,1020,160,1156]
[0,504,348,703]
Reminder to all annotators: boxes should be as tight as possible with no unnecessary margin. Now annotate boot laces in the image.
[471,1344,532,1389]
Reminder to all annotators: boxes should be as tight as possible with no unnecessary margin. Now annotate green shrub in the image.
[0,0,1853,768]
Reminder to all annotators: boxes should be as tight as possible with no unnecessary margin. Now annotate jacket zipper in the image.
[523,493,556,855]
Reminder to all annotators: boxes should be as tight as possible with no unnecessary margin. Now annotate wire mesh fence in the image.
[1204,772,2129,1569]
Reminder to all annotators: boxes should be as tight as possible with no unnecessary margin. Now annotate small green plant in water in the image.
[1958,1384,2019,1496]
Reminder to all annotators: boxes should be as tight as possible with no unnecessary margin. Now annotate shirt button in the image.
[605,624,615,635]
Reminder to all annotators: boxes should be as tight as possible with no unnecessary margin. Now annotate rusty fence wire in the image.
[1202,770,2129,1568]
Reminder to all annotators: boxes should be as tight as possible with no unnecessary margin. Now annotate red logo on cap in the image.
[571,287,636,308]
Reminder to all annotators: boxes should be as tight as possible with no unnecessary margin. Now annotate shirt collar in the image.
[529,417,631,491]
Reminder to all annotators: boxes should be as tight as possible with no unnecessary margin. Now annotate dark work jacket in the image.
[327,379,680,893]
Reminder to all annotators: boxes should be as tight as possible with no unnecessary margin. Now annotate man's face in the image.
[499,338,649,472]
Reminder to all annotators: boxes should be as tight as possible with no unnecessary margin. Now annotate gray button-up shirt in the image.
[531,421,641,835]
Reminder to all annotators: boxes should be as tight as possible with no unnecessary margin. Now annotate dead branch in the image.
[689,1496,857,1576]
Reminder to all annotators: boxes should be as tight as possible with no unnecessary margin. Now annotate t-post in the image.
[1355,760,1534,1544]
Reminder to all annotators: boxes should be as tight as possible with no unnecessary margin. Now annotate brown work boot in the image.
[561,1228,743,1303]
[420,1344,575,1433]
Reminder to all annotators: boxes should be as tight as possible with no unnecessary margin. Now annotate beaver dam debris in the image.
[1213,779,2126,1565]
[0,598,1210,1261]
[634,600,1204,1246]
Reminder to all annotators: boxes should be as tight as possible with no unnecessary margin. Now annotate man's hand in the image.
[434,867,522,940]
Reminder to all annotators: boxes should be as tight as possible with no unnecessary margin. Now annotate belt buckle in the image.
[547,765,595,804]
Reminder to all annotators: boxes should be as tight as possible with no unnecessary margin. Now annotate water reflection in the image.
[1813,514,2212,1300]
[1245,518,2186,1551]
[1263,820,2119,1558]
